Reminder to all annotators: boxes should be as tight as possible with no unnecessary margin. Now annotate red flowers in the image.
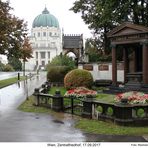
[64,87,97,98]
[115,91,148,104]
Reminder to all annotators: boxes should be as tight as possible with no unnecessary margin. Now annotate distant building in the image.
[62,34,84,63]
[26,7,62,70]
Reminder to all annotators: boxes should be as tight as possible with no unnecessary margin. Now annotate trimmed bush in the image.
[64,69,93,89]
[47,66,70,83]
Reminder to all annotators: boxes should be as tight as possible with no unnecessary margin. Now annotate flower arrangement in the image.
[115,91,148,104]
[64,87,97,99]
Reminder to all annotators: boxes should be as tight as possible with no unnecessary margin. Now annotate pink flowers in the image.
[64,87,97,98]
[115,91,148,104]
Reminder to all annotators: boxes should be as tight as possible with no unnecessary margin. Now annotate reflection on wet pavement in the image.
[0,72,36,80]
[0,72,46,110]
[0,72,86,142]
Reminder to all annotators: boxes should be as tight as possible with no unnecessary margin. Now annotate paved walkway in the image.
[0,71,36,80]
[0,73,86,142]
[0,72,147,142]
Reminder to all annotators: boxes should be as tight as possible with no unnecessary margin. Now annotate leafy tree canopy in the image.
[47,54,76,70]
[85,38,112,62]
[71,0,148,52]
[0,0,28,58]
[20,37,33,62]
[8,56,22,71]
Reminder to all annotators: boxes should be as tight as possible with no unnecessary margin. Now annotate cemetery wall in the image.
[78,62,124,82]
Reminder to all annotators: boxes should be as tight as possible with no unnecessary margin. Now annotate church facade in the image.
[26,7,62,70]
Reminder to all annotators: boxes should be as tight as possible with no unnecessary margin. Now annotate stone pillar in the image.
[39,52,41,66]
[82,97,93,118]
[142,41,148,85]
[112,44,117,86]
[114,103,133,126]
[45,51,48,65]
[33,88,40,106]
[123,48,128,83]
[52,90,63,111]
[133,49,137,72]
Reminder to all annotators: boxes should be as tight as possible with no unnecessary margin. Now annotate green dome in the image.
[32,7,59,28]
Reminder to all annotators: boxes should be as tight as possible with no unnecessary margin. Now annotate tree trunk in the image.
[103,26,110,55]
[140,0,144,24]
[146,2,148,26]
[23,60,25,76]
[133,0,139,24]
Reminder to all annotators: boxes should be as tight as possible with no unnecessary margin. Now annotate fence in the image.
[33,82,83,115]
[33,82,148,126]
[93,101,148,126]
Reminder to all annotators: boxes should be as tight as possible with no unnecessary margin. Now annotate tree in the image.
[70,0,118,54]
[47,54,76,70]
[70,0,148,53]
[20,37,33,76]
[8,56,22,71]
[85,38,100,62]
[0,0,27,58]
[85,38,112,62]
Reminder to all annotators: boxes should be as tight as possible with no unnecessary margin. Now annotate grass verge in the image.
[18,95,53,114]
[75,118,148,136]
[0,76,26,89]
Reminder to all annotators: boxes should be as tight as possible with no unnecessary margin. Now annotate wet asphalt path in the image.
[0,72,36,80]
[0,72,147,142]
[0,72,86,142]
[0,72,17,80]
[0,111,85,142]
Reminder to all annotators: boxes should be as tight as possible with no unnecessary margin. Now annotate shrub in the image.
[64,69,93,90]
[3,64,14,72]
[47,66,70,83]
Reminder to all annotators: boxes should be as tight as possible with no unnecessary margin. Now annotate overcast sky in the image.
[8,0,93,39]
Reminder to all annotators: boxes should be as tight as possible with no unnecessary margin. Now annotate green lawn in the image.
[49,87,115,103]
[96,93,115,103]
[18,95,53,114]
[49,86,66,96]
[0,76,26,89]
[75,118,148,136]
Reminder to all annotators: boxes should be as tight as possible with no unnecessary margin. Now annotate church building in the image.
[26,7,62,70]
